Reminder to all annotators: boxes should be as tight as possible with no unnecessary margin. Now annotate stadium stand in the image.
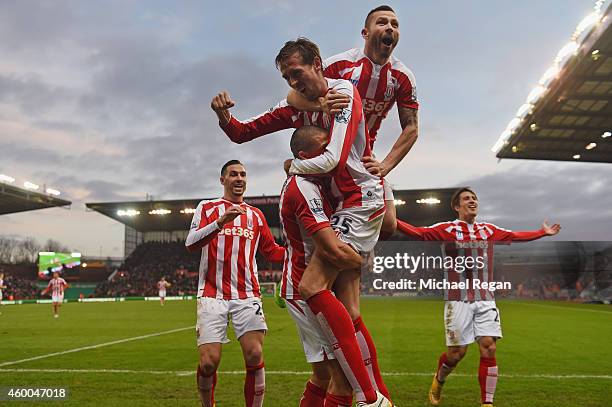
[93,240,283,298]
[492,1,612,162]
[1,273,40,300]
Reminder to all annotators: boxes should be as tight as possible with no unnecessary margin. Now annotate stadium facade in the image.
[86,188,459,259]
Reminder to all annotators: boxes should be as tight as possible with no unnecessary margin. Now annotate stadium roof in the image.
[493,1,612,163]
[86,188,460,232]
[86,196,280,232]
[0,182,71,215]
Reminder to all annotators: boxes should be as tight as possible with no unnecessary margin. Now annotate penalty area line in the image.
[0,326,194,368]
[0,369,610,380]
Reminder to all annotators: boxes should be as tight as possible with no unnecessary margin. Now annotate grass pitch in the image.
[0,298,610,406]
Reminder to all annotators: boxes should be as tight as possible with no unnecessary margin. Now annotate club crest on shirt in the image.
[335,107,351,124]
[385,77,397,100]
[309,198,324,215]
[247,217,253,229]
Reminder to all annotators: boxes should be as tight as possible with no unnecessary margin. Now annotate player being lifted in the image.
[157,277,171,306]
[287,5,419,240]
[186,160,285,407]
[211,38,392,406]
[41,271,68,318]
[396,188,561,407]
[280,126,369,407]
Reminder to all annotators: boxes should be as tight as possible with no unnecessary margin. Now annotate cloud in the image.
[0,2,293,203]
[1,0,609,257]
[462,163,612,240]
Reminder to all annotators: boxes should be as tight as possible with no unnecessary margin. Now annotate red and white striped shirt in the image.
[324,48,419,149]
[279,176,333,300]
[157,281,167,292]
[400,220,546,301]
[47,277,67,297]
[221,78,384,211]
[186,198,285,300]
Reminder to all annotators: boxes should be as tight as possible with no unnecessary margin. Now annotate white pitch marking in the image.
[0,326,194,367]
[517,303,612,315]
[0,369,610,380]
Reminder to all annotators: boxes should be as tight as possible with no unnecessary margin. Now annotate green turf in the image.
[0,298,610,406]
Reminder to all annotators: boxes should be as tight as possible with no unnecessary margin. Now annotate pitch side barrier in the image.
[1,286,279,306]
[0,296,197,305]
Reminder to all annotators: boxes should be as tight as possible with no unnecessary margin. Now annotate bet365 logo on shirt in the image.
[219,226,254,239]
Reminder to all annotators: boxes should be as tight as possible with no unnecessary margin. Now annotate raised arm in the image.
[211,91,295,144]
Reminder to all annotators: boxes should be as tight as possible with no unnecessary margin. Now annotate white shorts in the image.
[331,204,385,253]
[383,178,394,201]
[52,294,64,303]
[286,299,335,364]
[196,297,267,346]
[444,300,502,346]
[159,291,166,298]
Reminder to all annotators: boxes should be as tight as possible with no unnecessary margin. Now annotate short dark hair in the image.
[451,187,477,213]
[221,159,243,176]
[290,126,327,158]
[275,37,322,70]
[365,5,396,27]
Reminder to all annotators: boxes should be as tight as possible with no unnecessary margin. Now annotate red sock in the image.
[196,364,216,406]
[478,357,498,404]
[300,380,326,407]
[245,362,265,407]
[307,290,377,403]
[437,352,456,382]
[324,393,353,407]
[353,316,390,399]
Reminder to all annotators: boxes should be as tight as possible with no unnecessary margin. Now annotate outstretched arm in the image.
[509,220,561,241]
[396,219,449,241]
[492,220,561,242]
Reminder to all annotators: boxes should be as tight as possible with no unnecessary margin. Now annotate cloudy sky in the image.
[1,0,610,257]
